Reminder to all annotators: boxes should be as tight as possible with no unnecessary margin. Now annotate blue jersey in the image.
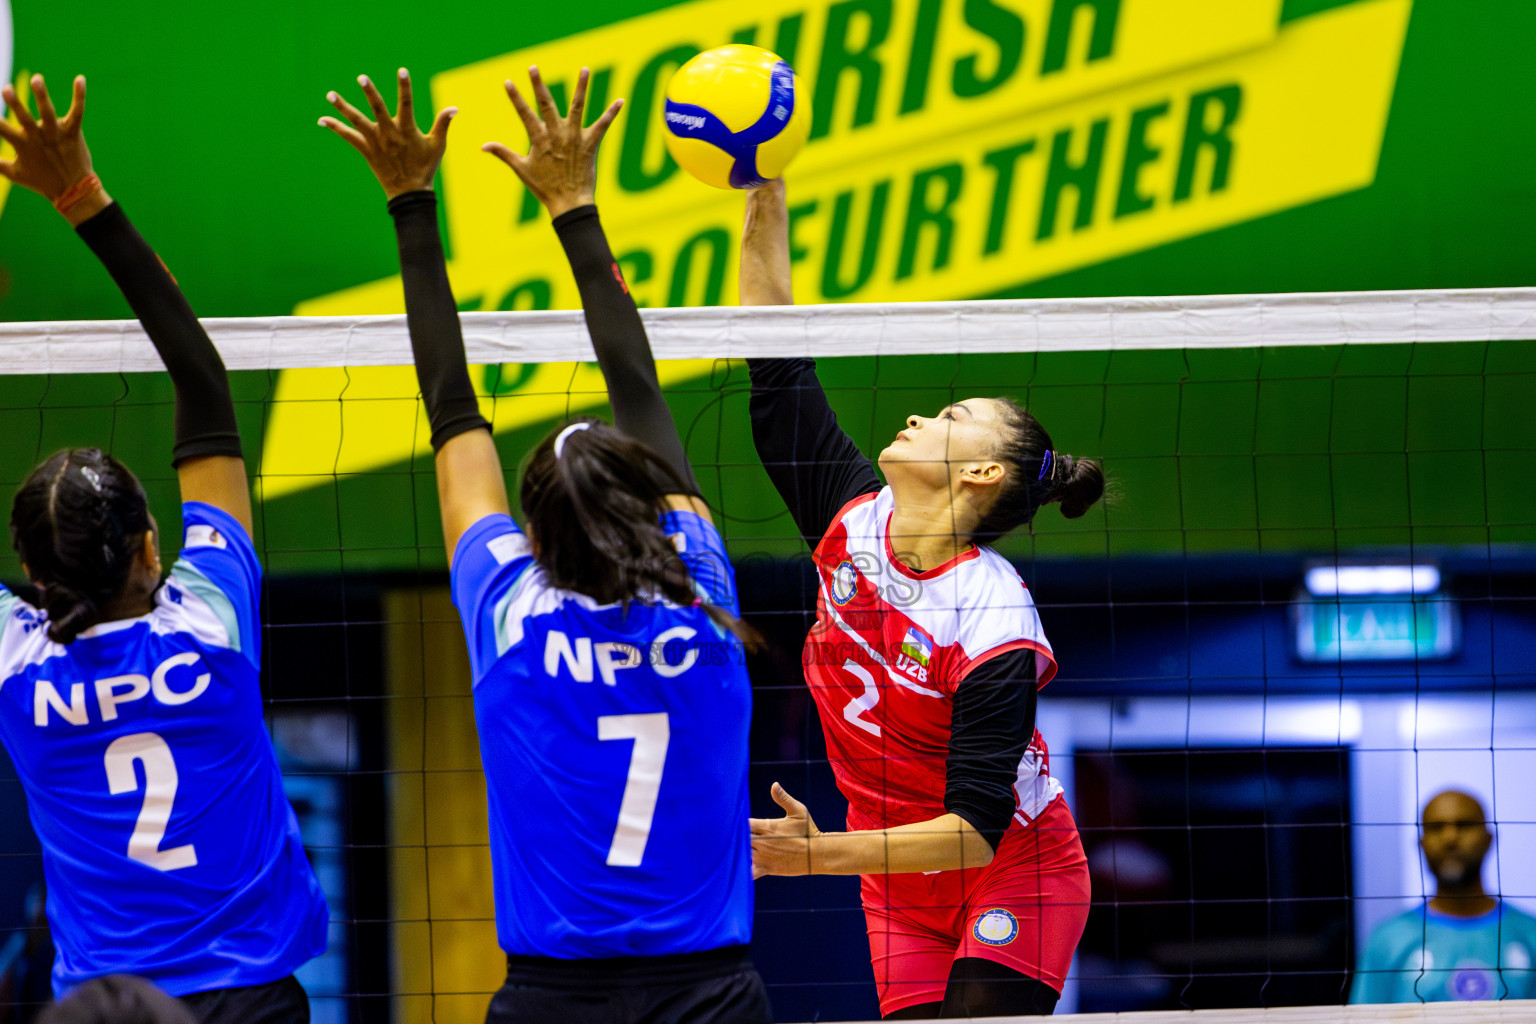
[1352,903,1536,1003]
[0,503,328,997]
[451,510,753,959]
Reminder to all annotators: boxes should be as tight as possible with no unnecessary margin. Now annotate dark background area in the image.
[2,552,1533,1021]
[1073,747,1353,1013]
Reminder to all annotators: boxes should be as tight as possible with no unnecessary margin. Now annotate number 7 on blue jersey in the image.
[598,713,670,867]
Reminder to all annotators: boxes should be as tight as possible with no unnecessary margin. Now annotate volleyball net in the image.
[1,288,1535,1023]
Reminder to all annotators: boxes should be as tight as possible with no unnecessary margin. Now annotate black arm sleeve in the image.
[945,649,1039,852]
[746,358,882,546]
[388,190,491,451]
[75,203,242,466]
[551,205,697,492]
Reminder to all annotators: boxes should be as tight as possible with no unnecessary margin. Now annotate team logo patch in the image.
[831,560,858,606]
[972,908,1018,946]
[900,626,933,668]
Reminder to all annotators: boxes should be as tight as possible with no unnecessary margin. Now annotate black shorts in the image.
[179,974,309,1024]
[486,945,770,1024]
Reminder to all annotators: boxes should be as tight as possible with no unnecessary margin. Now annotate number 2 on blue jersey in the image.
[598,712,670,867]
[104,732,198,871]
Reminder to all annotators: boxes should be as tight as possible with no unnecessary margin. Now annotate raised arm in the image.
[320,70,507,561]
[740,182,880,546]
[485,67,706,517]
[0,74,251,534]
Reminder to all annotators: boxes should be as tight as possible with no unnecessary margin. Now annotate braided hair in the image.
[10,449,153,645]
[971,397,1104,542]
[520,418,755,645]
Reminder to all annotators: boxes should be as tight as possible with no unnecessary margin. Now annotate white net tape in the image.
[3,288,1535,373]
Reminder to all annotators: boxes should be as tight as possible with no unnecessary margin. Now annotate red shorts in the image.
[860,797,1091,1016]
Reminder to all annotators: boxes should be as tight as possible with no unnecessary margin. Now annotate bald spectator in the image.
[1351,790,1536,1003]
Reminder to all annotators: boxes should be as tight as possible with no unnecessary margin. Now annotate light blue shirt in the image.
[1352,902,1536,1003]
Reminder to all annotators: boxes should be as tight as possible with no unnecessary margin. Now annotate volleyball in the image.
[662,44,811,190]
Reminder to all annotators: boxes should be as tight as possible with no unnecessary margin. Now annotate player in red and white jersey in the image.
[742,181,1105,1019]
[807,485,1064,834]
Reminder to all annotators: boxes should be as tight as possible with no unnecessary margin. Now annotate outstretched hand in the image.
[0,74,109,224]
[749,782,822,879]
[483,66,622,219]
[320,69,455,200]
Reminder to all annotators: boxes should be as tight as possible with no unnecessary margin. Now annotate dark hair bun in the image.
[1053,454,1105,520]
[42,581,100,645]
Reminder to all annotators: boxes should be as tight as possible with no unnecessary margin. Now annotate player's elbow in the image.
[968,833,997,868]
[944,781,1014,861]
[959,820,997,869]
[947,808,1004,868]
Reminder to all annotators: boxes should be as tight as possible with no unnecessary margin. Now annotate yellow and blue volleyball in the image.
[662,44,811,190]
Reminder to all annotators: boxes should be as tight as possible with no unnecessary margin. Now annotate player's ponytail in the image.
[971,397,1104,542]
[10,449,153,644]
[1048,451,1106,521]
[520,418,757,647]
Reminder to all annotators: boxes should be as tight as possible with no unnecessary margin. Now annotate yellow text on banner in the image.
[298,0,1283,318]
[281,1,1409,497]
[430,0,1281,267]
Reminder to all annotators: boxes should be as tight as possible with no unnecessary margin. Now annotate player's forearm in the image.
[945,650,1039,851]
[745,357,882,544]
[811,814,996,874]
[551,204,696,491]
[74,201,242,465]
[740,180,792,306]
[388,190,489,452]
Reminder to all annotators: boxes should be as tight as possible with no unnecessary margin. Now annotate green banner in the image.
[7,0,1532,319]
[1,0,1533,573]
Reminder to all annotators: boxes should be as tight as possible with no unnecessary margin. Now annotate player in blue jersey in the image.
[319,67,769,1023]
[0,75,328,1022]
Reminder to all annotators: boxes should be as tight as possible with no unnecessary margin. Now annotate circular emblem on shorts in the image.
[972,908,1018,946]
[831,560,858,606]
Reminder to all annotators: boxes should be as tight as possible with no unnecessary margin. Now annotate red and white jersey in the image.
[804,487,1064,833]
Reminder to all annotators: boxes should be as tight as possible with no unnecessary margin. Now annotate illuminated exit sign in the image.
[1293,597,1459,663]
